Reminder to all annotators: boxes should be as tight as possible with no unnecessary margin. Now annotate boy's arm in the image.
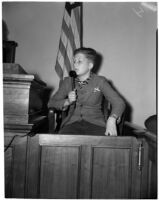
[48,78,71,110]
[100,77,126,123]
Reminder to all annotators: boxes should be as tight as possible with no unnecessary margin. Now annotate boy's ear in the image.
[89,62,93,70]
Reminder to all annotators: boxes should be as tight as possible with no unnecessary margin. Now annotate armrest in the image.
[124,121,157,142]
[48,108,56,133]
[48,108,63,133]
[29,115,48,136]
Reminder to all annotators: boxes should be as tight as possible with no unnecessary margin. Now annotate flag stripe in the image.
[71,12,80,48]
[55,60,63,79]
[64,51,72,73]
[57,50,64,67]
[61,30,67,48]
[73,7,81,38]
[64,9,70,27]
[59,39,72,73]
[59,36,72,68]
[62,19,76,50]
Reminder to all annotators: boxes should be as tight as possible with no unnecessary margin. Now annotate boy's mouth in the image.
[75,69,79,73]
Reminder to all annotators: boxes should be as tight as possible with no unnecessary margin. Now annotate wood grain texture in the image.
[11,136,27,198]
[39,146,80,198]
[5,147,13,197]
[124,123,157,198]
[5,133,154,198]
[3,69,48,125]
[25,135,40,198]
[3,74,33,124]
[91,147,130,198]
[79,145,92,198]
[38,135,143,199]
[4,124,33,198]
[39,134,136,147]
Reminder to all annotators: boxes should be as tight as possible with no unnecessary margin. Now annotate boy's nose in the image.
[74,62,78,68]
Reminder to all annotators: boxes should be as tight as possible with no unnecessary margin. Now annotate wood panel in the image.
[5,136,28,198]
[3,69,48,125]
[91,147,130,198]
[39,135,136,147]
[5,134,151,198]
[124,122,157,198]
[148,159,157,198]
[25,135,40,198]
[4,84,30,116]
[78,145,92,198]
[147,139,157,198]
[4,124,33,198]
[5,147,13,197]
[38,135,143,199]
[11,136,27,198]
[3,73,34,124]
[39,146,80,199]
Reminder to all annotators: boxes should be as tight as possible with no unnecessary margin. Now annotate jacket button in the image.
[80,114,83,117]
[80,104,83,107]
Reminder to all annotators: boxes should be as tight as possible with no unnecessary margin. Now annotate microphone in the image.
[69,70,77,90]
[69,70,77,108]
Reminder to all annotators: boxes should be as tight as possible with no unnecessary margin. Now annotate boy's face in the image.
[73,53,93,76]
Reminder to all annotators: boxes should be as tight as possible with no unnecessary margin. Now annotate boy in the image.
[48,47,125,136]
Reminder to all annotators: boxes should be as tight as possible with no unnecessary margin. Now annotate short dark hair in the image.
[74,47,97,65]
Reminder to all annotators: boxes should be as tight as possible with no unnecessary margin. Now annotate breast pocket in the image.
[88,89,103,104]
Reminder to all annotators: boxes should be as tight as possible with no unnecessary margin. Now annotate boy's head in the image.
[73,47,97,77]
[74,47,97,66]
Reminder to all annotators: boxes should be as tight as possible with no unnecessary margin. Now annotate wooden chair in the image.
[48,97,125,135]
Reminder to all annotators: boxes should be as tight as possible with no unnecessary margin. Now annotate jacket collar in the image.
[75,72,94,86]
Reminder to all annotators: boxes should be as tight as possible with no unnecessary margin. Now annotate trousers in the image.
[59,120,106,136]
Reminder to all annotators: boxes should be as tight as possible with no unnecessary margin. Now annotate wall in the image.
[2,2,157,127]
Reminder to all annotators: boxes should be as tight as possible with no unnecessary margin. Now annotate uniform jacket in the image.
[48,73,126,127]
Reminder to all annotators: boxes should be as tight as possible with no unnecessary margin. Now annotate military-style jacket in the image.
[48,73,125,127]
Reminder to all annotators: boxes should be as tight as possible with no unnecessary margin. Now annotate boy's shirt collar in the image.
[75,72,94,87]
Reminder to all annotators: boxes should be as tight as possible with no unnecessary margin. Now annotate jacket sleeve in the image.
[48,78,71,110]
[100,77,126,118]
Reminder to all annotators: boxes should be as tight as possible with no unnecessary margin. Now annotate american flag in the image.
[55,2,82,80]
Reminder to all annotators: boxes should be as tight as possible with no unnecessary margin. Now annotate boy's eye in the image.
[74,60,82,64]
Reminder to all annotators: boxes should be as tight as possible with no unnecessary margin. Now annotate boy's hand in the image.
[68,90,77,104]
[105,117,117,136]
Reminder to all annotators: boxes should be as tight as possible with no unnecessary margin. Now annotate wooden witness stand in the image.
[5,131,157,199]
